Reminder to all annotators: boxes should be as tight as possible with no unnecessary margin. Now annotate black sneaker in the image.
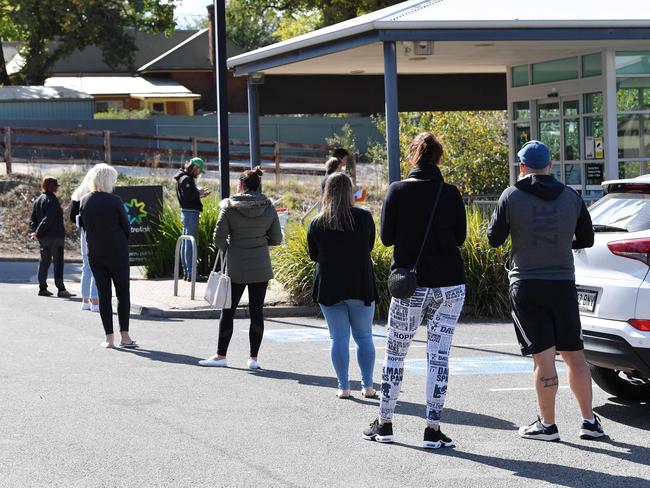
[38,289,53,297]
[518,417,560,442]
[57,289,75,298]
[580,415,605,440]
[362,418,394,443]
[423,427,454,449]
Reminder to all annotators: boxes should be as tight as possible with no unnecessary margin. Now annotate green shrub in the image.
[143,197,220,278]
[272,223,316,305]
[272,207,512,320]
[461,206,511,318]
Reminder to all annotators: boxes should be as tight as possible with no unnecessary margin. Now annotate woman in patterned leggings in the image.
[363,132,467,449]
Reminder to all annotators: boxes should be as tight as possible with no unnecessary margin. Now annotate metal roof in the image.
[44,76,200,98]
[228,0,650,70]
[0,86,93,101]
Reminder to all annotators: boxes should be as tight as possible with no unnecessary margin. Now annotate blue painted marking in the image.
[261,328,386,343]
[400,355,566,376]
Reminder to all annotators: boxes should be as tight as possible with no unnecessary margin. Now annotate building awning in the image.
[228,0,650,77]
[45,76,200,99]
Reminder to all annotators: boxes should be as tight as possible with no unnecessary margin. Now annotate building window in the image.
[582,53,602,78]
[151,102,165,114]
[616,51,650,75]
[95,100,123,112]
[512,65,529,87]
[532,57,579,85]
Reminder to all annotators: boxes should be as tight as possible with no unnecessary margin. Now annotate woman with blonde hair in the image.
[79,164,136,348]
[70,168,99,311]
[308,172,378,399]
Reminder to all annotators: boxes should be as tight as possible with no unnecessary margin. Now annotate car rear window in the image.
[589,193,650,232]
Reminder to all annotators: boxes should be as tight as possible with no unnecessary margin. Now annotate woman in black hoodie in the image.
[29,177,73,297]
[363,132,466,449]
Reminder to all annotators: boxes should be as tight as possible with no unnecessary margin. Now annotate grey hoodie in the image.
[213,192,283,284]
[487,174,594,284]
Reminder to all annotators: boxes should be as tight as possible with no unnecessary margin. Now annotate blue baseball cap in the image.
[517,140,551,169]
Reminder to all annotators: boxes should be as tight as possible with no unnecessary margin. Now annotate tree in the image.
[223,0,401,51]
[0,0,176,86]
[226,0,280,52]
[367,112,510,196]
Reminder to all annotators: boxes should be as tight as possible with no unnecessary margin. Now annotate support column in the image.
[214,0,230,199]
[383,41,401,184]
[603,48,619,181]
[247,77,261,169]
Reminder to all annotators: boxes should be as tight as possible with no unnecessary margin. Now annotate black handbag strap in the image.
[412,181,444,272]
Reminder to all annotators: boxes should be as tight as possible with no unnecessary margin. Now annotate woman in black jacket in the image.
[308,172,378,399]
[363,132,466,449]
[79,164,136,349]
[29,177,73,297]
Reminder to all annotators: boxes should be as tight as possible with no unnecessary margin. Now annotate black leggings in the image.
[217,281,268,357]
[89,255,130,335]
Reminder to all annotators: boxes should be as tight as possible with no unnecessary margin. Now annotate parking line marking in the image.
[489,386,570,392]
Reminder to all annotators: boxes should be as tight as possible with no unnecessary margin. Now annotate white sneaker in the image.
[81,302,91,311]
[198,357,228,367]
[90,303,100,312]
[247,359,260,370]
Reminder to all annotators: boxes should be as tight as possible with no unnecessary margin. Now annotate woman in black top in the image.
[363,132,466,448]
[79,164,136,349]
[29,177,73,297]
[308,173,378,399]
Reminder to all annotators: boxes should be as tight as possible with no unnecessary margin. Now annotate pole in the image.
[383,41,401,184]
[214,0,230,199]
[4,127,12,175]
[247,77,261,169]
[103,130,111,164]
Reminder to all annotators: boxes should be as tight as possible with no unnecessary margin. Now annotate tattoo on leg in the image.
[540,375,559,388]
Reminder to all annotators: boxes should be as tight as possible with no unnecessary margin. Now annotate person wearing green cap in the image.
[174,157,211,281]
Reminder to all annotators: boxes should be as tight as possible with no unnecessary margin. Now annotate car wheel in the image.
[590,365,650,400]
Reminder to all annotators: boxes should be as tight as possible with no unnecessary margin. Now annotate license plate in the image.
[576,288,598,313]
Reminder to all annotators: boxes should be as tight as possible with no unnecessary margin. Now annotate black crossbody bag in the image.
[387,181,444,299]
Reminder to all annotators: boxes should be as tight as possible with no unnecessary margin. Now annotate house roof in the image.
[45,76,200,99]
[0,86,93,101]
[138,29,243,72]
[228,0,650,75]
[49,31,200,74]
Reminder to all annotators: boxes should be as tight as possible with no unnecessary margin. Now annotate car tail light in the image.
[607,238,650,266]
[628,319,650,331]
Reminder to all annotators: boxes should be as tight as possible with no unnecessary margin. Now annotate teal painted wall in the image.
[153,115,381,153]
[0,100,93,120]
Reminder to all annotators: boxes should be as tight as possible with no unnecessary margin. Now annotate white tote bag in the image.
[204,250,232,310]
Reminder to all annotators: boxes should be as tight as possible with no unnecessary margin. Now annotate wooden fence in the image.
[0,126,332,185]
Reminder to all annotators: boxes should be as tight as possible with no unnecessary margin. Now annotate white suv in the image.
[574,175,650,400]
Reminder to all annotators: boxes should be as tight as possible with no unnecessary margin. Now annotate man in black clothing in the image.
[29,177,73,297]
[174,157,210,281]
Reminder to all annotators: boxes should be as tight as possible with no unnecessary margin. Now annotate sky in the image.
[175,0,211,26]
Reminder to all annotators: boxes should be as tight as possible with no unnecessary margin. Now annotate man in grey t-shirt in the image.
[488,140,605,442]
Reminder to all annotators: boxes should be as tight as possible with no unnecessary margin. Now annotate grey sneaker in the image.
[518,417,560,442]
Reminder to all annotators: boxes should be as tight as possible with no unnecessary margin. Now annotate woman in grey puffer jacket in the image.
[199,167,282,369]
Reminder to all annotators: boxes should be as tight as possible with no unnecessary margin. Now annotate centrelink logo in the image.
[123,199,148,225]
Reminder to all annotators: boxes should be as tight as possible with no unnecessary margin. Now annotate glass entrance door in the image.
[537,97,584,193]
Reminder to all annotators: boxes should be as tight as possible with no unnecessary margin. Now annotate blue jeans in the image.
[319,300,376,390]
[181,209,200,275]
[80,229,97,299]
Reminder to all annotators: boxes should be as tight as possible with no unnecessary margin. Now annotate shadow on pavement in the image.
[594,398,650,431]
[562,437,650,469]
[114,347,204,366]
[426,449,646,488]
[250,367,516,430]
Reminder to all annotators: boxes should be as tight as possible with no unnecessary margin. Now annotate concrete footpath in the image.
[0,259,318,319]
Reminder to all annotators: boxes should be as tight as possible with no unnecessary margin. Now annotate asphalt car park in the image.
[1,283,649,487]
